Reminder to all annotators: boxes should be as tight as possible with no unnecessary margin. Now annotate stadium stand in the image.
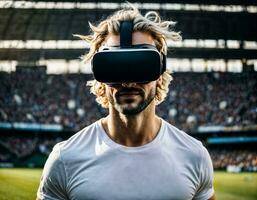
[0,70,256,132]
[210,149,257,172]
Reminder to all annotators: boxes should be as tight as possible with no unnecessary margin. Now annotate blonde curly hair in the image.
[76,4,181,108]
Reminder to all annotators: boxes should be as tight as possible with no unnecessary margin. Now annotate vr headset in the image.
[91,21,166,84]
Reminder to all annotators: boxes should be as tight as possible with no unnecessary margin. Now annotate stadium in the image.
[0,0,256,200]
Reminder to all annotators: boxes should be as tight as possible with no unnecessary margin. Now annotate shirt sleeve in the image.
[193,147,215,200]
[37,143,68,200]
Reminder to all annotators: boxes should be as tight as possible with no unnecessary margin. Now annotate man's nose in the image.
[121,82,137,87]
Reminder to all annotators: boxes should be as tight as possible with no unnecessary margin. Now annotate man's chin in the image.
[113,95,155,115]
[121,108,143,115]
[116,103,143,115]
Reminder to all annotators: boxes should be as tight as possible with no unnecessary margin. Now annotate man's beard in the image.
[109,87,156,115]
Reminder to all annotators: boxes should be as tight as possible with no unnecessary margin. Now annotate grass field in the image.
[0,168,256,200]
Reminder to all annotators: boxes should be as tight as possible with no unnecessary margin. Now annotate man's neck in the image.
[101,102,161,147]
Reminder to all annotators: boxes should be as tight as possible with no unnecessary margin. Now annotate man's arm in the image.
[36,144,68,200]
[193,147,215,200]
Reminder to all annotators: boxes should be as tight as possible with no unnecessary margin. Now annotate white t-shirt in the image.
[37,119,214,200]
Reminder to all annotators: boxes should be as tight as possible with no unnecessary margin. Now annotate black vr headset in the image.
[91,21,166,84]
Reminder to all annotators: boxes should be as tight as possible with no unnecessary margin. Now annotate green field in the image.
[0,169,256,200]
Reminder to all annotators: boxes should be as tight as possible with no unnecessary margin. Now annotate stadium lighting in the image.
[0,39,250,49]
[244,41,257,50]
[217,40,226,49]
[227,40,240,49]
[191,59,205,72]
[184,4,200,11]
[250,60,257,71]
[0,40,89,49]
[206,59,226,72]
[0,60,17,72]
[0,1,256,13]
[161,4,181,10]
[167,58,191,72]
[97,3,119,9]
[227,60,242,72]
[183,40,198,48]
[247,6,257,13]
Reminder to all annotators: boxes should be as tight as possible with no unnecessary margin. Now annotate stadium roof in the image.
[0,1,257,61]
[6,0,257,6]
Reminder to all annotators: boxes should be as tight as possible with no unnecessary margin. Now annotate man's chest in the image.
[66,152,199,200]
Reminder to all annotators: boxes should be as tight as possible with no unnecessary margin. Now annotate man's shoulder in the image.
[53,120,101,158]
[162,120,205,156]
[163,120,202,145]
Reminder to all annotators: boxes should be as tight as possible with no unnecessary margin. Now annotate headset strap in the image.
[120,21,133,48]
[120,20,166,74]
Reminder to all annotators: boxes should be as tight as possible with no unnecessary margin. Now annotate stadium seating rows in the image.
[1,71,256,132]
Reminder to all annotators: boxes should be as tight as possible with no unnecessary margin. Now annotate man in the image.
[37,4,215,200]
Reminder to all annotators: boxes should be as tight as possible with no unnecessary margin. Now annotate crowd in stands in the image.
[210,149,257,172]
[162,72,257,131]
[0,136,63,162]
[38,137,63,155]
[0,136,37,158]
[0,71,256,132]
[0,151,12,163]
[0,71,103,131]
